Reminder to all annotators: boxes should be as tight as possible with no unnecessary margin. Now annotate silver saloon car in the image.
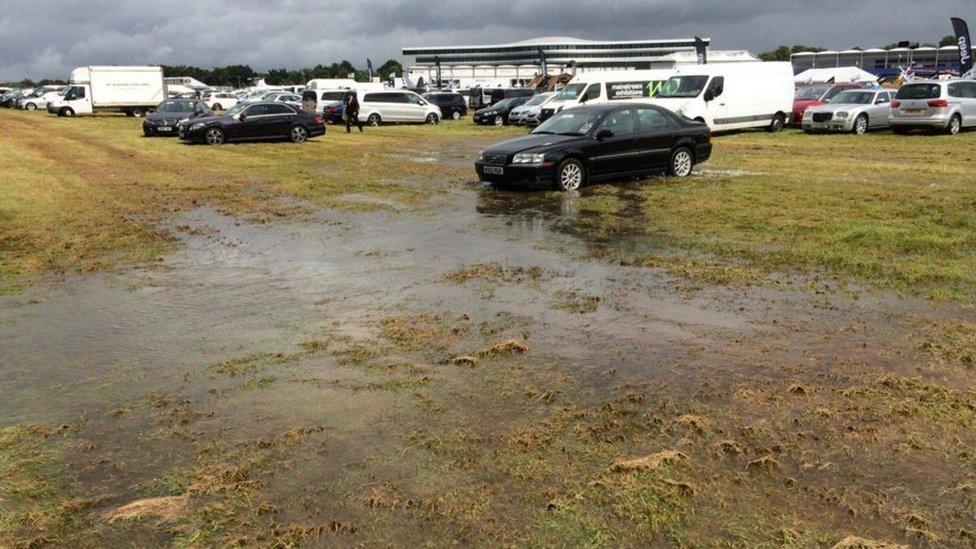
[802,89,896,134]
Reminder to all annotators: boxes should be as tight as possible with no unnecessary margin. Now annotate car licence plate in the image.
[484,166,504,175]
[158,126,172,132]
[812,122,828,129]
[902,109,923,115]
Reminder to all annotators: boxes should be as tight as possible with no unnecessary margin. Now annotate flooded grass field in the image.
[1,109,975,546]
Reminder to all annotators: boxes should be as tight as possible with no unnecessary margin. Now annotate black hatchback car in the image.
[144,98,211,137]
[422,92,467,120]
[475,104,711,191]
[473,96,531,126]
[178,102,325,145]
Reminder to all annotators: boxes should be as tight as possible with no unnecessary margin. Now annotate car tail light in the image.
[927,99,949,108]
[890,100,901,108]
[313,115,323,124]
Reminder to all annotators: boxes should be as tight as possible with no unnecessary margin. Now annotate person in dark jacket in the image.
[344,91,363,133]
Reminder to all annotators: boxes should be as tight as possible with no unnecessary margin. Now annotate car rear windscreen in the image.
[895,84,941,100]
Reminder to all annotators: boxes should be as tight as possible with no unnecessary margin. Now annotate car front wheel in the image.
[853,114,869,135]
[212,103,222,111]
[290,125,308,143]
[669,148,694,177]
[426,113,439,125]
[494,116,505,126]
[556,158,585,192]
[205,127,225,145]
[452,111,461,121]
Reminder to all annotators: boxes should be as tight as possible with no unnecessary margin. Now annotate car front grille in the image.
[485,154,507,166]
[812,112,833,123]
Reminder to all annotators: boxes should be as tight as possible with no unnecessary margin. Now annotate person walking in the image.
[344,91,363,133]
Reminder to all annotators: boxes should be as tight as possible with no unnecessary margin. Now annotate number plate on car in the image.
[902,109,923,115]
[158,126,172,132]
[484,166,504,175]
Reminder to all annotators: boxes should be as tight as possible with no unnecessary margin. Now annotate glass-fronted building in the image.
[791,46,974,75]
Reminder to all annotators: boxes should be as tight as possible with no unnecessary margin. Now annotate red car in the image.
[791,83,865,126]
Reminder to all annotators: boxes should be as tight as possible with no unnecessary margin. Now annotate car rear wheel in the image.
[205,127,225,145]
[669,148,694,177]
[131,108,145,118]
[212,103,222,111]
[947,114,962,135]
[25,103,36,111]
[853,114,869,135]
[290,125,308,143]
[367,114,381,126]
[494,116,505,126]
[556,158,585,192]
[425,113,439,125]
[452,111,461,121]
[767,113,786,133]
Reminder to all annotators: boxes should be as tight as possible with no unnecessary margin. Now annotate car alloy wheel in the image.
[670,148,693,177]
[213,103,222,111]
[452,111,461,121]
[494,116,504,126]
[558,159,584,192]
[368,114,381,126]
[205,128,225,145]
[853,114,868,135]
[426,113,438,124]
[290,125,308,143]
[26,103,36,111]
[948,115,962,135]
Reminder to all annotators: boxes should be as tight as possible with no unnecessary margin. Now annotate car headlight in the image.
[512,153,545,165]
[477,151,485,163]
[803,110,813,119]
[190,122,207,131]
[834,112,848,119]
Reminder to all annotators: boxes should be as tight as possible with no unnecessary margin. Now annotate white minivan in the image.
[648,62,794,132]
[538,69,676,123]
[360,90,442,125]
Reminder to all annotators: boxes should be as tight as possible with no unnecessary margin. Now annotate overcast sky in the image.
[0,0,971,81]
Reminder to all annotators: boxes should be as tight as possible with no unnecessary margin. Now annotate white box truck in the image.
[47,66,166,117]
[647,62,794,132]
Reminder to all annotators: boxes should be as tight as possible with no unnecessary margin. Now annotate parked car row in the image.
[800,79,976,135]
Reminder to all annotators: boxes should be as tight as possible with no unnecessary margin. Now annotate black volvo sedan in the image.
[178,102,325,145]
[475,104,711,191]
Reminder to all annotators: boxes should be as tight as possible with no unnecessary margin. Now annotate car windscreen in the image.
[830,91,874,104]
[491,98,515,109]
[554,83,585,101]
[157,100,196,112]
[658,76,709,98]
[223,104,247,117]
[523,94,550,107]
[532,110,605,136]
[795,85,830,100]
[895,83,941,100]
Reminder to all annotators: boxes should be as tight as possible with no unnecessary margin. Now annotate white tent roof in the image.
[794,66,878,85]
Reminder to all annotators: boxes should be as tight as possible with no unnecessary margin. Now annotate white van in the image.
[648,62,794,132]
[360,90,442,125]
[538,69,676,123]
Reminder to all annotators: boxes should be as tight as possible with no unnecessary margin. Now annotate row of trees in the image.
[3,60,403,89]
[759,36,960,61]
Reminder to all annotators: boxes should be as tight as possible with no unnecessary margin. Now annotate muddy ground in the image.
[2,128,975,547]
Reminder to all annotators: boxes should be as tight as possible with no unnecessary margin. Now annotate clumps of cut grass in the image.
[211,352,296,377]
[576,194,626,215]
[831,535,908,548]
[443,263,546,285]
[378,313,467,352]
[450,338,530,366]
[610,450,688,472]
[552,290,600,314]
[919,321,976,368]
[624,253,770,289]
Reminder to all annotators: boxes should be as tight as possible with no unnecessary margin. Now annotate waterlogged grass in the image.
[634,130,976,299]
[0,109,519,292]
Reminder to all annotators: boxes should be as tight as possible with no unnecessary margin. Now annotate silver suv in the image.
[890,79,976,135]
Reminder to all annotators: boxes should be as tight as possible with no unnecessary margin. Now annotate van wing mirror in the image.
[704,90,715,102]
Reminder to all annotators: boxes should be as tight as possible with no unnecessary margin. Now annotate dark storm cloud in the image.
[0,0,971,81]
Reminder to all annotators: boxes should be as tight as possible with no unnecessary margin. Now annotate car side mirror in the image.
[238,113,246,121]
[704,90,715,102]
[596,128,614,140]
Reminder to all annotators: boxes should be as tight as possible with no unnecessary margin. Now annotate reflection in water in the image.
[473,182,671,259]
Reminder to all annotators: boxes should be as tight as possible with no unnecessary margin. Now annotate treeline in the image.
[161,59,403,87]
[759,36,959,61]
[3,59,403,88]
